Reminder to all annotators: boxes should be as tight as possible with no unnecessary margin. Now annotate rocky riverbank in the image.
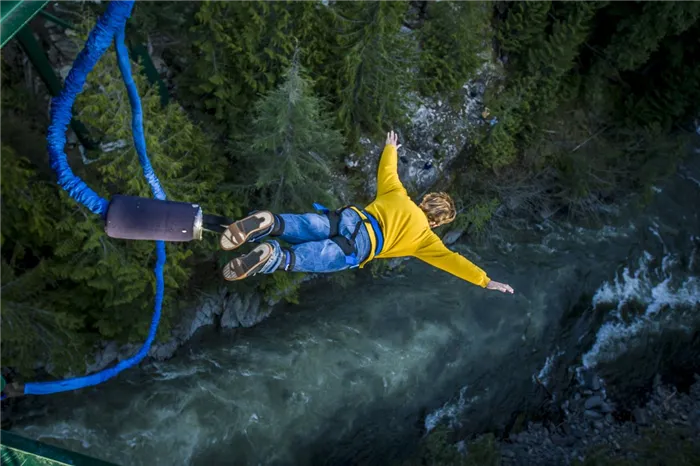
[500,374,700,465]
[408,373,700,466]
[463,373,700,466]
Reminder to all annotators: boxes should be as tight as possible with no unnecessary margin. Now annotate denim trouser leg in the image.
[277,213,331,243]
[259,210,372,274]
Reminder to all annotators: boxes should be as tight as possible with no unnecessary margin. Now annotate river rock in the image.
[585,396,604,410]
[561,422,572,436]
[584,409,603,419]
[689,409,700,429]
[582,370,600,390]
[345,62,498,197]
[150,339,179,361]
[633,407,650,426]
[220,292,269,329]
[188,297,221,337]
[552,435,575,446]
[599,402,613,413]
[85,341,118,374]
[443,229,465,245]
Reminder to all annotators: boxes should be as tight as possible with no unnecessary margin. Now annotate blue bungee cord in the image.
[2,0,167,398]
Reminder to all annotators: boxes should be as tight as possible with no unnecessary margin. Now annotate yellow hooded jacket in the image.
[360,144,490,287]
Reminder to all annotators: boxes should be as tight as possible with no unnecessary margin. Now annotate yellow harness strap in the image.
[347,206,377,268]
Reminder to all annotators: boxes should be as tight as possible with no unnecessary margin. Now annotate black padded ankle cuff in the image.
[270,214,285,236]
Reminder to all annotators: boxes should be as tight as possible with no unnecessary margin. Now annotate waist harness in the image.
[313,203,383,267]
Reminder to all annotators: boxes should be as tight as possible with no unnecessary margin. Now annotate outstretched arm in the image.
[376,131,405,196]
[415,235,514,293]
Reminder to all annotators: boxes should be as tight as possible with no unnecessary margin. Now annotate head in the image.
[419,192,456,229]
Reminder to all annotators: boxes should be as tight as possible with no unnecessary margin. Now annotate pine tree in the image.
[239,56,345,213]
[497,1,551,58]
[0,145,88,375]
[334,1,415,145]
[476,1,599,168]
[602,2,700,73]
[418,1,491,96]
[185,1,328,134]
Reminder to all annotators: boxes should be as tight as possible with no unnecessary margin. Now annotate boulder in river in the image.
[632,407,650,426]
[584,395,604,410]
[584,409,603,419]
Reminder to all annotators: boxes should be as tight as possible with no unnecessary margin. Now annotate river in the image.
[9,142,700,465]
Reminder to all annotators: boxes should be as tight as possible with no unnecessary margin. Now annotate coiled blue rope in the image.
[9,0,167,396]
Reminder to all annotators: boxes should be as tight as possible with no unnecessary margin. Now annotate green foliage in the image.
[419,2,490,96]
[0,146,88,375]
[0,17,238,374]
[368,259,405,280]
[129,1,198,41]
[601,2,700,73]
[620,22,700,132]
[238,59,345,213]
[0,259,87,376]
[334,1,416,145]
[258,271,304,305]
[468,0,700,218]
[70,38,238,341]
[400,426,500,466]
[325,269,357,289]
[497,1,551,57]
[462,198,501,235]
[472,113,520,169]
[184,1,330,134]
[437,197,500,241]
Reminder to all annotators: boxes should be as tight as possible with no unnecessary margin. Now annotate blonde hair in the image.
[419,192,456,227]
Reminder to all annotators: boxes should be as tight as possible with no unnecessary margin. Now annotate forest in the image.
[1,1,699,376]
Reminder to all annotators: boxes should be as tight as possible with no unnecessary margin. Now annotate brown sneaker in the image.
[222,243,274,281]
[219,211,275,251]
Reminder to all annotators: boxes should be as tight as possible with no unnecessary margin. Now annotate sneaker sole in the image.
[222,243,274,281]
[220,211,275,251]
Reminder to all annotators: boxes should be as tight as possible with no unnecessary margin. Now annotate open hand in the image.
[386,130,402,149]
[486,280,514,294]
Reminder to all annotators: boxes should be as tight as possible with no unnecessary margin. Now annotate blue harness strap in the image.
[1,0,168,398]
[361,209,384,257]
[312,202,330,214]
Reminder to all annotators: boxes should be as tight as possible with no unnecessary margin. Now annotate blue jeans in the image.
[257,209,372,274]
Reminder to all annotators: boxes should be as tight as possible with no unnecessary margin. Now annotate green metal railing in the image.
[1,430,119,465]
[1,0,50,47]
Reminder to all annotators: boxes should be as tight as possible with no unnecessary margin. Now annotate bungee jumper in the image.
[218,131,515,295]
[0,2,511,401]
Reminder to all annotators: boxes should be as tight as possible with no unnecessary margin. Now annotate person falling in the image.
[220,131,514,294]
